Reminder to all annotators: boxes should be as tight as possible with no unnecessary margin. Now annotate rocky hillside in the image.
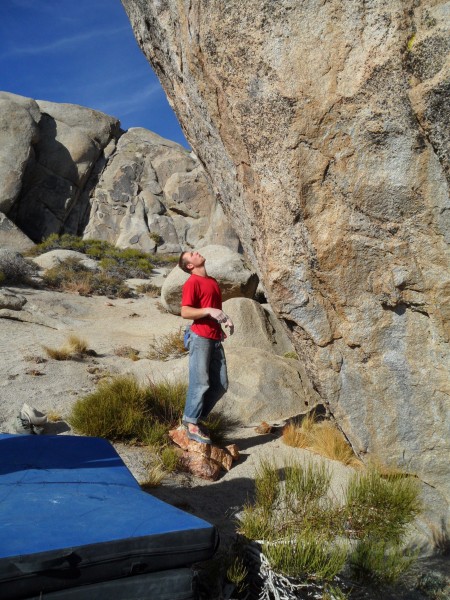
[0,91,239,253]
[121,0,450,525]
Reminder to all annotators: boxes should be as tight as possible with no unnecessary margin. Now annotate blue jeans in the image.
[183,331,228,425]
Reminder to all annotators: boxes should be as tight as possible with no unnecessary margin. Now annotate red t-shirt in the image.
[181,274,223,340]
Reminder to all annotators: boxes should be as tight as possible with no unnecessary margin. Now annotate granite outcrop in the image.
[121,0,450,523]
[0,91,238,253]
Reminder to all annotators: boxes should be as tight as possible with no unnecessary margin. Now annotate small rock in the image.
[0,289,27,311]
[254,421,273,434]
[225,444,240,461]
[169,428,236,473]
[179,452,221,481]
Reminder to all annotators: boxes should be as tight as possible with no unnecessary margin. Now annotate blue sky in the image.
[0,0,188,147]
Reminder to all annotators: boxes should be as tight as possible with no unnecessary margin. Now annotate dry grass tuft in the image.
[140,463,166,489]
[155,301,170,314]
[147,328,187,361]
[43,334,90,361]
[46,411,63,422]
[114,345,140,361]
[136,283,160,297]
[283,412,362,468]
[23,354,47,364]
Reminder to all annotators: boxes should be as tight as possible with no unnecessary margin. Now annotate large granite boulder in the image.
[0,92,40,214]
[83,127,239,253]
[1,93,239,253]
[31,250,98,272]
[122,0,450,524]
[221,297,294,356]
[4,94,121,242]
[160,245,259,314]
[222,348,318,425]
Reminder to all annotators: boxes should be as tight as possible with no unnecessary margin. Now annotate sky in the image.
[0,0,189,147]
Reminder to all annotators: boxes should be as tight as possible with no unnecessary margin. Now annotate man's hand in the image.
[208,308,234,335]
[208,308,228,323]
[224,317,234,336]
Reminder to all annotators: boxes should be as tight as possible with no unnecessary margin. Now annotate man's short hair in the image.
[178,251,192,274]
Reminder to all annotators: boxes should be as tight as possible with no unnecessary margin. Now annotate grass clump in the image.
[0,249,37,285]
[147,328,187,361]
[159,446,180,473]
[28,234,158,297]
[114,345,140,361]
[27,233,153,277]
[136,282,160,297]
[283,412,362,467]
[69,374,186,447]
[237,459,421,598]
[141,463,166,489]
[43,335,91,361]
[42,257,131,298]
[226,556,248,595]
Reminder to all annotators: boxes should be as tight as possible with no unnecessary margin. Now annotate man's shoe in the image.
[186,424,211,445]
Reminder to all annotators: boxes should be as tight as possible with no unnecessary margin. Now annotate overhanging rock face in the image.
[121,0,450,519]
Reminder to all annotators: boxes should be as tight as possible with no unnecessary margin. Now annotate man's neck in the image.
[191,265,207,277]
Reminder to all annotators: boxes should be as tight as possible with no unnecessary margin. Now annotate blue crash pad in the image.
[0,434,217,599]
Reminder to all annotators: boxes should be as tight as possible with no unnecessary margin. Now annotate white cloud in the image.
[1,25,129,59]
[95,83,162,118]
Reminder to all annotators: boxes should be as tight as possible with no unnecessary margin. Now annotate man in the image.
[178,250,234,444]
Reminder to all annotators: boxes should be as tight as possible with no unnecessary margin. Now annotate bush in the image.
[344,468,422,543]
[42,257,132,298]
[69,375,187,447]
[0,249,37,284]
[28,233,154,276]
[237,460,421,598]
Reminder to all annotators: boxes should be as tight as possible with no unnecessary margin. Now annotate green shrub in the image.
[27,234,154,279]
[42,257,131,298]
[237,460,421,597]
[226,556,248,594]
[283,412,363,467]
[201,412,237,446]
[69,375,186,447]
[349,539,418,584]
[0,249,37,284]
[150,232,163,245]
[159,446,180,473]
[344,468,422,543]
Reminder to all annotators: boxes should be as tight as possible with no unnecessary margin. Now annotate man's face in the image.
[185,250,205,270]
